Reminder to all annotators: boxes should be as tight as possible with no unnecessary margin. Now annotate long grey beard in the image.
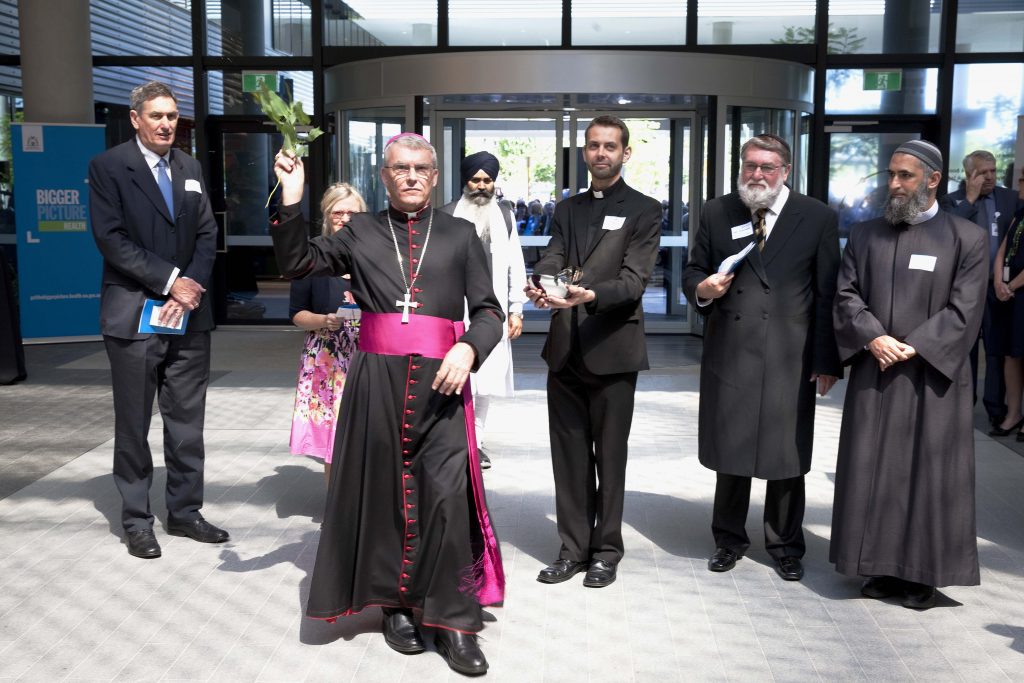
[462,197,493,245]
[884,183,930,225]
[737,177,782,211]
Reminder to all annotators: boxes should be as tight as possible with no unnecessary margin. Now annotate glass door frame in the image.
[567,110,700,328]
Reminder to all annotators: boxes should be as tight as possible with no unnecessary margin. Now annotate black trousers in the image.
[711,472,805,560]
[104,332,211,532]
[547,350,638,564]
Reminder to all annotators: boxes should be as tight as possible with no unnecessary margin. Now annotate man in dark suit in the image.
[682,134,841,582]
[526,116,661,588]
[90,81,227,558]
[940,150,1024,432]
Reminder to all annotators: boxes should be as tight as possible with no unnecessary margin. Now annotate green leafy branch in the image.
[251,81,323,206]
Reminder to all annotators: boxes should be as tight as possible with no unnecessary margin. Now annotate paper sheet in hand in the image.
[717,241,756,275]
[138,299,189,335]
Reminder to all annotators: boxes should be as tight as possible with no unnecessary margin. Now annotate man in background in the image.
[440,151,528,468]
[941,150,1024,433]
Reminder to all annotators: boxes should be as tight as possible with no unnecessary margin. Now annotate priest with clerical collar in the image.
[270,133,504,676]
[831,139,988,610]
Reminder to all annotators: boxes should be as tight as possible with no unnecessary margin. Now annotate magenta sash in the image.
[358,312,505,606]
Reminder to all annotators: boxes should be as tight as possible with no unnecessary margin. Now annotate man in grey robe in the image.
[831,140,988,610]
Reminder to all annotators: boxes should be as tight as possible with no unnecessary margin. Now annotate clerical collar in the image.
[387,203,431,222]
[908,200,939,225]
[590,177,624,200]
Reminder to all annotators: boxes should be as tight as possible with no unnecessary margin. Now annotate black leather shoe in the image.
[774,556,804,581]
[902,582,936,610]
[708,547,739,572]
[861,576,904,599]
[988,415,1024,436]
[435,628,487,676]
[126,529,161,558]
[166,517,229,543]
[583,559,617,588]
[381,608,425,654]
[537,559,587,584]
[478,450,491,469]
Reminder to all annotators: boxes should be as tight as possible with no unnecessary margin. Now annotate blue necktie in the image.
[156,157,174,218]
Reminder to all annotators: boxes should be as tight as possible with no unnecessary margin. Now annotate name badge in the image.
[602,215,626,231]
[731,222,753,240]
[909,254,937,271]
[184,179,202,193]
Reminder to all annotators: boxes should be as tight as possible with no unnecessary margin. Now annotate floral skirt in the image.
[289,323,359,463]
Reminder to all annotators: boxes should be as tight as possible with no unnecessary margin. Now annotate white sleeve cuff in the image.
[162,267,180,296]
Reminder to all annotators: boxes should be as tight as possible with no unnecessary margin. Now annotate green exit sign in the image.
[863,70,903,91]
[242,72,278,93]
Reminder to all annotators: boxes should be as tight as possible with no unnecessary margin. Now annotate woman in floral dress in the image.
[288,183,366,483]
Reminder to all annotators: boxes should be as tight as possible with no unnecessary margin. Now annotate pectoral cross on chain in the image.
[395,291,421,324]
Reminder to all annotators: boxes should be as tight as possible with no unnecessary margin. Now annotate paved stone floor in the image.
[1,329,1022,682]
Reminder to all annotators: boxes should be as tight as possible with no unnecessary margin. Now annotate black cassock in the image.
[831,210,987,587]
[271,204,504,632]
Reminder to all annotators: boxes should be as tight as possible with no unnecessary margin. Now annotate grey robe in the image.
[830,210,987,587]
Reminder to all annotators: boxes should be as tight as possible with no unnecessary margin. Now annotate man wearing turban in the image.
[440,151,528,468]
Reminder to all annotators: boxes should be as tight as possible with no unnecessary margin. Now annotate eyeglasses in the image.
[386,163,436,178]
[330,210,357,221]
[742,162,786,176]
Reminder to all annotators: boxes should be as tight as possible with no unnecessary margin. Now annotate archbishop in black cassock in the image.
[831,141,987,609]
[270,135,503,675]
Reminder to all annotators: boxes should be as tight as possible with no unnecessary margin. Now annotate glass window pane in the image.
[827,0,941,54]
[697,0,815,45]
[449,1,559,46]
[324,1,437,47]
[208,71,314,117]
[956,2,1024,53]
[207,0,312,56]
[825,68,937,115]
[949,62,1024,192]
[346,109,404,213]
[572,1,686,46]
[0,0,18,55]
[90,0,193,55]
[94,66,195,120]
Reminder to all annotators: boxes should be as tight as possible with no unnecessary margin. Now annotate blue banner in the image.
[13,123,106,339]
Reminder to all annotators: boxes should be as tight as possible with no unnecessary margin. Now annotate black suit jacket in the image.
[941,185,1023,248]
[89,139,217,339]
[682,190,841,479]
[534,179,661,375]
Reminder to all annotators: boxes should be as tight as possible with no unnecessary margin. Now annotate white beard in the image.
[462,197,494,244]
[738,177,783,211]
